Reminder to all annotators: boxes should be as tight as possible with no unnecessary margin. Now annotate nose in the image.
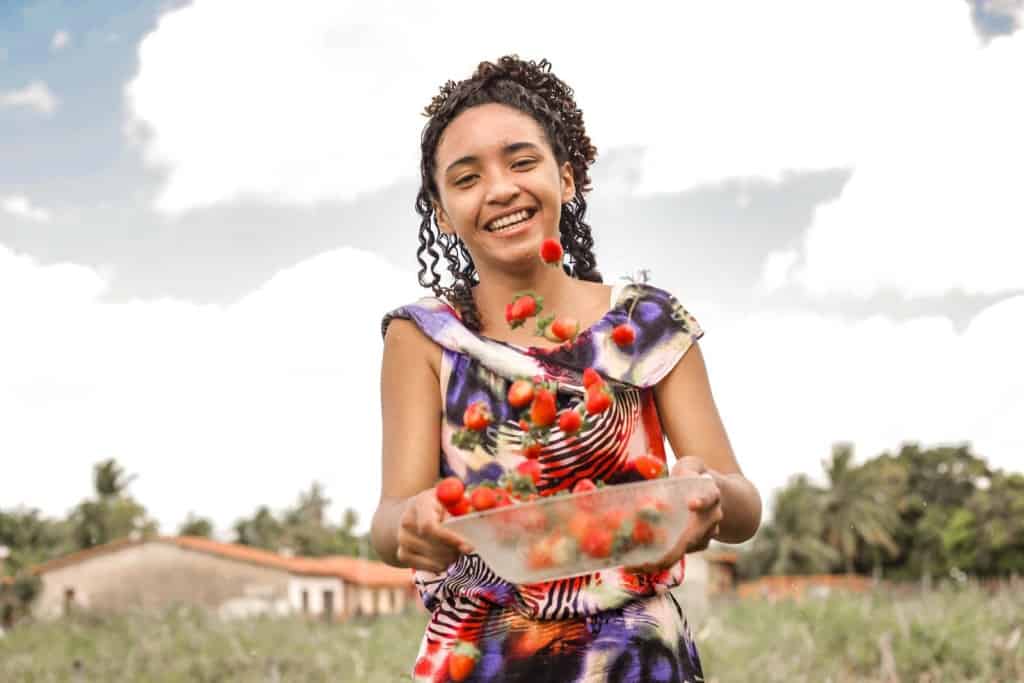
[484,170,520,205]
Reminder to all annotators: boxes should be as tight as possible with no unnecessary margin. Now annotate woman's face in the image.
[432,103,575,272]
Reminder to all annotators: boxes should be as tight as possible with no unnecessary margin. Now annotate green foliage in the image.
[67,460,158,550]
[177,513,214,538]
[232,483,377,559]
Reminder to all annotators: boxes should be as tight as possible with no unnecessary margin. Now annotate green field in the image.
[2,582,1021,682]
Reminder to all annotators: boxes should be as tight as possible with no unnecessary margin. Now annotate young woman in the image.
[372,55,761,682]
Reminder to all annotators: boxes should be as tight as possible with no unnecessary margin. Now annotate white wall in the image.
[288,576,345,618]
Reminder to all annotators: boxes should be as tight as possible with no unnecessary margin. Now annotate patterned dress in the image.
[381,281,706,682]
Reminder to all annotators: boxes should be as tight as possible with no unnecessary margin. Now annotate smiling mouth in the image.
[484,208,537,232]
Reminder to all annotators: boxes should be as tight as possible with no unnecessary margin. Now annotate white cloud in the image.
[0,81,59,115]
[51,30,71,52]
[2,195,53,222]
[2,244,1021,536]
[123,0,975,214]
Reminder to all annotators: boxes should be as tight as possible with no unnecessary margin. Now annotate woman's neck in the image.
[471,263,580,333]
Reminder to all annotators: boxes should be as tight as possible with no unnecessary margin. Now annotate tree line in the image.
[1,459,375,620]
[738,441,1024,581]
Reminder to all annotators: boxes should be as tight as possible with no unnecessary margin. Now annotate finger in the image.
[398,549,450,574]
[419,520,474,554]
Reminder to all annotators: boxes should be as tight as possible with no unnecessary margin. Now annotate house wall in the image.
[672,552,710,624]
[288,576,345,619]
[33,542,291,620]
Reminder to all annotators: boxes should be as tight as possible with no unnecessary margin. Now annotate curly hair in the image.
[414,55,601,332]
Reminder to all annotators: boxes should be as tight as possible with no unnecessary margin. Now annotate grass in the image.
[1,581,1021,681]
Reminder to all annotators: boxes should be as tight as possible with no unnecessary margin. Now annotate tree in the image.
[820,443,901,574]
[178,513,214,538]
[738,474,839,578]
[233,506,285,550]
[68,459,158,550]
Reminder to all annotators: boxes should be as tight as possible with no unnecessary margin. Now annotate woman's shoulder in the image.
[380,294,460,341]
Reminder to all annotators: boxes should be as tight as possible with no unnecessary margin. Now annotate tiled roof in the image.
[32,536,413,589]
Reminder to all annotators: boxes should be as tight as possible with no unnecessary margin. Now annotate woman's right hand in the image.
[396,488,474,574]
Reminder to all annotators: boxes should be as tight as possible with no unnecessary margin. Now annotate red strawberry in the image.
[518,506,548,533]
[435,477,465,507]
[567,510,594,544]
[634,454,666,480]
[522,441,543,460]
[632,519,656,545]
[602,508,629,529]
[463,401,492,431]
[510,294,538,320]
[493,489,513,508]
[611,322,636,347]
[470,486,497,512]
[505,303,515,324]
[518,419,530,432]
[530,388,557,428]
[549,317,579,342]
[508,380,535,408]
[447,495,471,517]
[582,367,603,390]
[448,641,481,682]
[585,383,613,415]
[539,237,563,265]
[516,459,543,486]
[572,478,597,495]
[413,657,433,677]
[527,543,554,570]
[557,408,583,435]
[581,527,613,558]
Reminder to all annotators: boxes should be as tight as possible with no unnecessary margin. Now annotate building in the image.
[672,549,739,621]
[30,536,417,622]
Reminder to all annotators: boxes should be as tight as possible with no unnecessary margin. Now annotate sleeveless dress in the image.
[381,280,706,683]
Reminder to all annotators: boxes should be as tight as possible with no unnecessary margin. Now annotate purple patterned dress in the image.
[382,281,706,682]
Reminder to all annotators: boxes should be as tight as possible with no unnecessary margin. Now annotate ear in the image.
[559,161,576,204]
[432,201,454,235]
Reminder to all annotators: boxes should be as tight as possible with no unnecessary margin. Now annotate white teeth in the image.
[486,209,532,231]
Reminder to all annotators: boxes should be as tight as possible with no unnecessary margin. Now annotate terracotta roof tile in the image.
[32,536,413,589]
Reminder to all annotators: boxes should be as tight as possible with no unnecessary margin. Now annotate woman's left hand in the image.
[624,456,724,574]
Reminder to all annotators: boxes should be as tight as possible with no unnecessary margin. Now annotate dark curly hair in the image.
[414,55,601,332]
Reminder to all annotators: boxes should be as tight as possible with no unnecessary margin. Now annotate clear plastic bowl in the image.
[443,475,717,584]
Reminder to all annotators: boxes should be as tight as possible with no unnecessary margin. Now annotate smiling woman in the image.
[371,55,761,683]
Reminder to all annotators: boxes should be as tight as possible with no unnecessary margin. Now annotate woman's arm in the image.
[653,341,762,544]
[370,318,471,570]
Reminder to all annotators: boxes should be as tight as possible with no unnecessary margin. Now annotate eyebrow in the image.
[444,141,542,175]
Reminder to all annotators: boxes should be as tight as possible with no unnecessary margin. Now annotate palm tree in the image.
[93,459,136,499]
[821,443,901,574]
[743,475,839,576]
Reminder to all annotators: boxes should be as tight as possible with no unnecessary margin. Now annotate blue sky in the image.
[1,0,1022,536]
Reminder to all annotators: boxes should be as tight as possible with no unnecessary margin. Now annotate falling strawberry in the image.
[582,367,603,390]
[470,486,497,512]
[516,459,543,486]
[611,322,636,347]
[435,477,465,508]
[557,408,583,435]
[522,440,543,460]
[507,292,542,329]
[448,641,481,682]
[585,383,613,415]
[634,453,666,480]
[463,401,492,431]
[530,388,557,428]
[548,317,579,343]
[507,380,535,408]
[539,237,563,265]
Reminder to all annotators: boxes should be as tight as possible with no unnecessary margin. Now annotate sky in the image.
[2,0,1022,539]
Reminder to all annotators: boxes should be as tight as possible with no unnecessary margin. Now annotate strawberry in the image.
[567,510,594,544]
[581,526,613,558]
[539,237,563,265]
[632,518,656,545]
[585,383,613,415]
[572,478,597,495]
[413,657,433,677]
[516,459,543,486]
[527,543,554,570]
[602,508,629,529]
[530,388,557,428]
[518,506,548,533]
[493,488,513,508]
[557,408,583,435]
[549,317,579,343]
[634,454,666,480]
[507,293,542,328]
[435,477,465,507]
[470,486,497,512]
[447,495,471,517]
[507,380,535,408]
[448,641,481,682]
[505,303,515,324]
[582,367,603,390]
[611,322,636,347]
[462,401,492,431]
[522,441,543,460]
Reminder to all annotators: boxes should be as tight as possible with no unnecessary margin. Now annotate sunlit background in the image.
[2,0,1022,542]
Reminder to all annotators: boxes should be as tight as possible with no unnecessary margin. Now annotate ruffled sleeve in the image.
[589,282,704,389]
